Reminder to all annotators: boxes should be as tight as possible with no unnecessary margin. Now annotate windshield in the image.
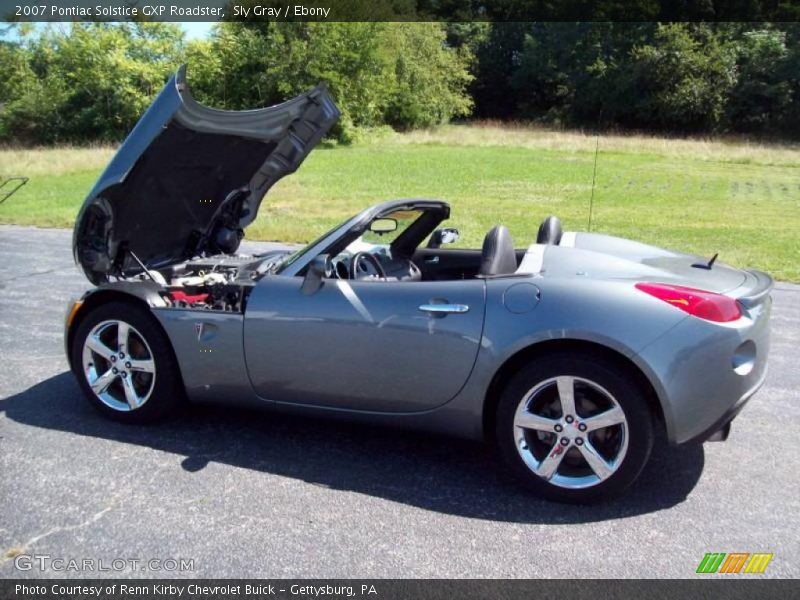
[276,204,436,274]
[276,218,351,273]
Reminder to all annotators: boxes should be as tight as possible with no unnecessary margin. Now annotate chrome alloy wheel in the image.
[513,376,629,489]
[81,319,156,412]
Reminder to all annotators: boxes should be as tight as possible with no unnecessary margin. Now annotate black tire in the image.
[495,353,654,503]
[70,300,185,423]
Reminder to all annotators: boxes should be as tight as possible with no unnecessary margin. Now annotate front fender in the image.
[64,281,168,366]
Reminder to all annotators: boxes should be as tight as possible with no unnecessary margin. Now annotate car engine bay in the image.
[134,252,289,313]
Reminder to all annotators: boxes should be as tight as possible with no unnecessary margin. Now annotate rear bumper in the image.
[685,364,768,443]
[636,295,771,445]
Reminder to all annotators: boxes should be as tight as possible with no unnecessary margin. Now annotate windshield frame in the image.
[276,219,349,273]
[275,199,450,278]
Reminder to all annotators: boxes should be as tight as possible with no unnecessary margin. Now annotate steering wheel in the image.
[350,252,386,280]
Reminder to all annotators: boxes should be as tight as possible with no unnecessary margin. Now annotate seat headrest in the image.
[479,225,517,276]
[537,216,563,245]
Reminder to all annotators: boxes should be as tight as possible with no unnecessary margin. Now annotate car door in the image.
[243,275,486,413]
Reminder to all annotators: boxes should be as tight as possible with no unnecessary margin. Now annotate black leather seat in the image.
[537,215,563,245]
[478,225,517,276]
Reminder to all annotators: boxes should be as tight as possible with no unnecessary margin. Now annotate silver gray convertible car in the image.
[65,67,773,502]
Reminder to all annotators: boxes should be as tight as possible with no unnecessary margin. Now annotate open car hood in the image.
[73,65,340,284]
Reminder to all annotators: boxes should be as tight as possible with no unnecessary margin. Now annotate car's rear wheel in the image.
[495,353,654,503]
[71,301,184,423]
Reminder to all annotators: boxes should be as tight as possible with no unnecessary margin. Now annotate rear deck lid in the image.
[73,65,340,284]
[564,233,747,294]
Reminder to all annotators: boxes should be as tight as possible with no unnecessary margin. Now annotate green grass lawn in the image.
[1,124,799,281]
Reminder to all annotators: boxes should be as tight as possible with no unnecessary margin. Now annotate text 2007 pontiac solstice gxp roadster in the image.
[66,67,772,502]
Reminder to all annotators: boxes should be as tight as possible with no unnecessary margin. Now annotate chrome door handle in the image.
[424,256,440,264]
[418,303,470,314]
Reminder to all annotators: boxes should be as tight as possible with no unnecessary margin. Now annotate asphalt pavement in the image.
[0,224,798,578]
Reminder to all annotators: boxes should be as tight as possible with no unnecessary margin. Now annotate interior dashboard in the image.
[330,248,422,282]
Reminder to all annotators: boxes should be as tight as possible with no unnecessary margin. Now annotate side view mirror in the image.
[301,254,330,295]
[427,227,460,249]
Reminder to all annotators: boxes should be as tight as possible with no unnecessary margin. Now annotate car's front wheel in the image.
[495,353,654,503]
[70,300,184,423]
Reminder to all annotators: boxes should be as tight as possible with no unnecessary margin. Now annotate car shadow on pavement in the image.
[2,372,705,523]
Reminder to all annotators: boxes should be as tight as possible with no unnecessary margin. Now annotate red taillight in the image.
[635,282,741,322]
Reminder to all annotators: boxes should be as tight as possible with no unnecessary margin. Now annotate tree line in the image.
[0,21,798,145]
[463,22,800,136]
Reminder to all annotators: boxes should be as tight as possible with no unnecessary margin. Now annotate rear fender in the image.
[450,276,686,439]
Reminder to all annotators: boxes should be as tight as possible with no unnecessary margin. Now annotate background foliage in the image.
[0,21,799,144]
[464,22,800,136]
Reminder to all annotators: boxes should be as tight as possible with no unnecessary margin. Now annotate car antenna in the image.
[587,112,601,233]
[692,252,719,270]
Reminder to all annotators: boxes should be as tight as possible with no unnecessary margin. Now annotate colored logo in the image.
[696,552,773,574]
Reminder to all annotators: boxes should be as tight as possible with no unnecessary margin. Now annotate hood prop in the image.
[128,249,167,285]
